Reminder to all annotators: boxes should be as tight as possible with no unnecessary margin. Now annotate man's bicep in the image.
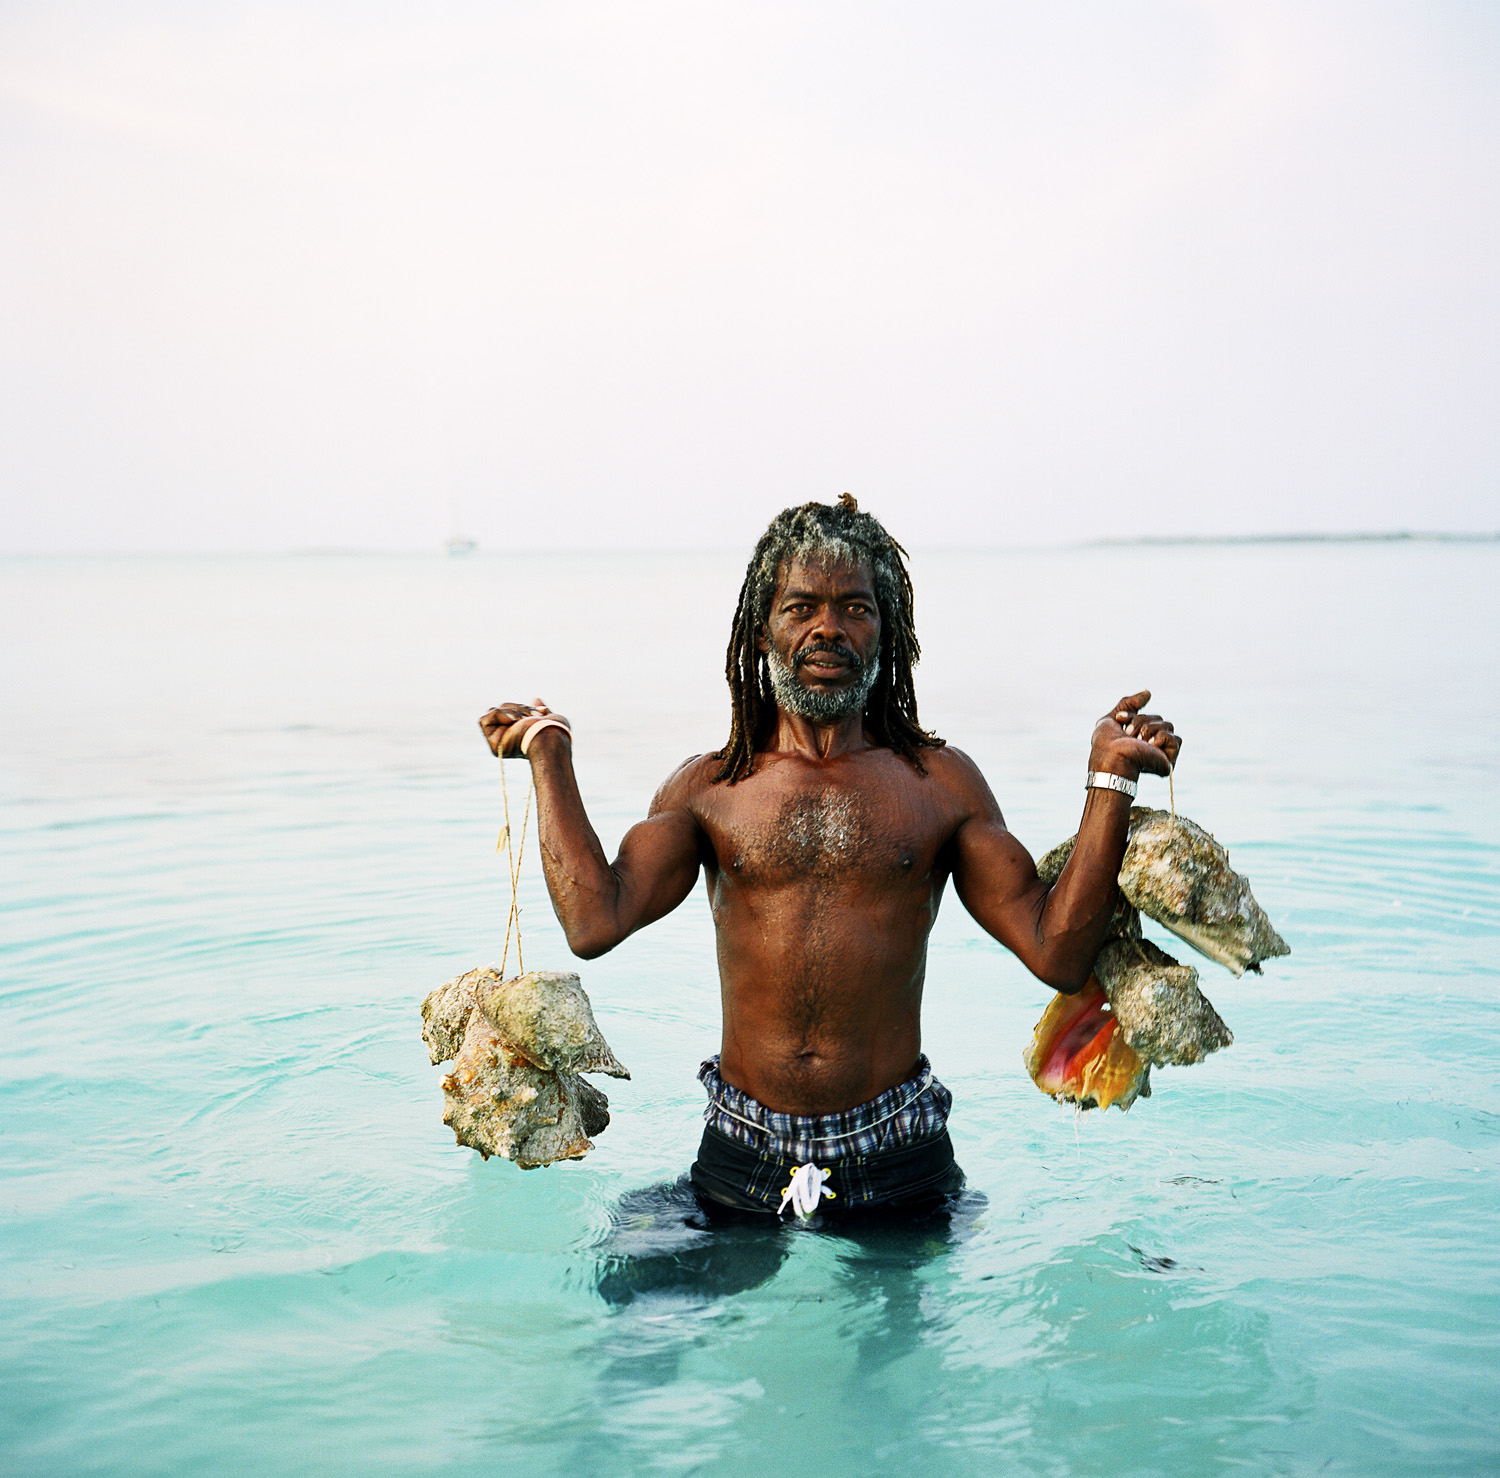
[611,806,704,933]
[950,812,1048,958]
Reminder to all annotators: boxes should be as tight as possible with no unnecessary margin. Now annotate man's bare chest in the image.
[700,770,948,886]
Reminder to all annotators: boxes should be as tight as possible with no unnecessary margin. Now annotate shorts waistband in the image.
[697,1054,953,1163]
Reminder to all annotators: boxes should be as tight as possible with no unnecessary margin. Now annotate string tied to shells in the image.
[418,715,629,1169]
[495,743,533,976]
[1023,803,1289,1114]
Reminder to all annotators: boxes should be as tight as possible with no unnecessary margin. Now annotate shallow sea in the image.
[2,543,1497,1476]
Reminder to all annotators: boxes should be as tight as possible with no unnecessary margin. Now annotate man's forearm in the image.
[1033,786,1134,989]
[522,731,627,957]
[1029,691,1179,989]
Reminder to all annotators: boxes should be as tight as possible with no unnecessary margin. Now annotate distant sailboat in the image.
[444,491,478,556]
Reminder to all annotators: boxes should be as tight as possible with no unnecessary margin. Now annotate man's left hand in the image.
[1089,690,1181,780]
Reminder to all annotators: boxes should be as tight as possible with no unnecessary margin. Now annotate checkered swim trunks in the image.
[691,1054,962,1213]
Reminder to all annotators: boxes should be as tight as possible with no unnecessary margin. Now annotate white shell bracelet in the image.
[519,717,573,756]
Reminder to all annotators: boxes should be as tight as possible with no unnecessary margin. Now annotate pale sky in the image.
[1,0,1496,553]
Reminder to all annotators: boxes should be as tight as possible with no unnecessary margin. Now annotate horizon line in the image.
[1,529,1497,559]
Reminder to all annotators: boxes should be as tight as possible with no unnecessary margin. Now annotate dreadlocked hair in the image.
[714,493,944,784]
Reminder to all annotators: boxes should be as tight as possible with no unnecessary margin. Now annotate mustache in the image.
[793,641,864,670]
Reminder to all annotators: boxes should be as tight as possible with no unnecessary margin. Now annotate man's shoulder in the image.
[647,752,723,814]
[911,740,985,786]
[908,741,1001,814]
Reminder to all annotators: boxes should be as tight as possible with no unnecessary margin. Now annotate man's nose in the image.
[809,603,849,645]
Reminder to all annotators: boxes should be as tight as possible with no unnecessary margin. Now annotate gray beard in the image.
[766,646,880,723]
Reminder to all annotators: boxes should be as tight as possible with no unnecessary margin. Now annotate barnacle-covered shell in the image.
[421,969,481,1064]
[1119,808,1289,977]
[1095,937,1232,1067]
[421,965,627,1168]
[475,968,630,1078]
[1040,809,1288,976]
[438,1007,609,1169]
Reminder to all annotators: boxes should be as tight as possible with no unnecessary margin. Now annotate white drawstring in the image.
[778,1162,836,1219]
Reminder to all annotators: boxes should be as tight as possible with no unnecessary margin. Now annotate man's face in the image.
[758,556,882,722]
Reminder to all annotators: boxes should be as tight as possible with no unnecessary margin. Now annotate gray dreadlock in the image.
[714,494,944,784]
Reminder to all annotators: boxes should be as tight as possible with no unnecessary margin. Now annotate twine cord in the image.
[497,755,534,978]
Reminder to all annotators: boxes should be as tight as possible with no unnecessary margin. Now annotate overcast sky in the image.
[1,0,1496,553]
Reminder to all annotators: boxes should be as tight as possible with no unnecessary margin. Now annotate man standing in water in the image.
[479,497,1180,1216]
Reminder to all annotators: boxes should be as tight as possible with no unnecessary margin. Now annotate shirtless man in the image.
[479,498,1179,1216]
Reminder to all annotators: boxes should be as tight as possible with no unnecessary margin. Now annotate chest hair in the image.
[734,788,898,881]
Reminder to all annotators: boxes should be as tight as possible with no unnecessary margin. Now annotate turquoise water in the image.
[2,543,1497,1475]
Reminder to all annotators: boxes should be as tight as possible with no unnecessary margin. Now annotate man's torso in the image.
[679,742,979,1113]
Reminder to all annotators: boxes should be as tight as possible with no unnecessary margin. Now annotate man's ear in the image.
[755,625,769,655]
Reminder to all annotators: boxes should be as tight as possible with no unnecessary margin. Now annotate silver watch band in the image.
[1086,770,1138,798]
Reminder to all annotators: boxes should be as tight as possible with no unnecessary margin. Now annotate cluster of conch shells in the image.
[421,967,630,1168]
[1024,807,1289,1113]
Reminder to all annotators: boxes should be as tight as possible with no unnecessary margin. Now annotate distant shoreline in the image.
[1079,531,1500,548]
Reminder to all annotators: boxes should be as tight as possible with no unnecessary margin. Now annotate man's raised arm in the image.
[479,702,704,960]
[948,690,1181,992]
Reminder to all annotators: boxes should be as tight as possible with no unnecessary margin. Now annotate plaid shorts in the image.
[693,1055,959,1213]
[699,1053,951,1156]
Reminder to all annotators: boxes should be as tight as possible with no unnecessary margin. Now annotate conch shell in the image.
[473,969,630,1076]
[421,966,629,1169]
[1023,977,1151,1111]
[1095,937,1232,1067]
[1039,808,1288,977]
[1025,808,1282,1112]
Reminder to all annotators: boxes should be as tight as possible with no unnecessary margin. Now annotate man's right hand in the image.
[478,700,571,758]
[476,702,704,960]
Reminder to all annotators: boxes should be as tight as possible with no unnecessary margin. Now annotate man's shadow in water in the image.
[592,1172,987,1309]
[569,1174,989,1461]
